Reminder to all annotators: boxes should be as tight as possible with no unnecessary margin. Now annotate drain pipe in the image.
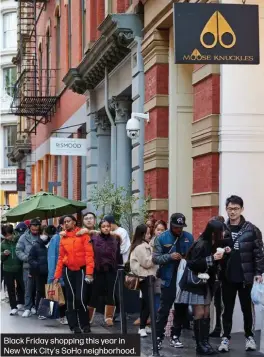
[105,67,117,186]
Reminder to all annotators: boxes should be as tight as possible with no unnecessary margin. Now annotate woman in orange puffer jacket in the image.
[54,215,94,333]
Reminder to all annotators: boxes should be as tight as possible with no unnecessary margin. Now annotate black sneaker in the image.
[157,337,163,350]
[72,327,82,334]
[82,326,91,333]
[170,336,184,348]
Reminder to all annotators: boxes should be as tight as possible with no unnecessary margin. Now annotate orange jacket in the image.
[54,228,94,279]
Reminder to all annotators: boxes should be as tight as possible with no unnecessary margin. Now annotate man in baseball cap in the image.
[153,213,194,350]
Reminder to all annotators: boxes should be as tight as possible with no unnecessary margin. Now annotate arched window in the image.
[38,44,43,96]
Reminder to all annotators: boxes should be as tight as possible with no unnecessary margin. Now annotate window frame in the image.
[3,11,17,49]
[81,0,86,54]
[3,125,17,167]
[68,0,72,68]
[2,66,17,97]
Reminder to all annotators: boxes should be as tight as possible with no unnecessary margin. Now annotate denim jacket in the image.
[152,230,194,287]
[47,234,64,285]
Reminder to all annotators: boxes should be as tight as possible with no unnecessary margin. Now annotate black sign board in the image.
[173,3,259,64]
[17,169,26,191]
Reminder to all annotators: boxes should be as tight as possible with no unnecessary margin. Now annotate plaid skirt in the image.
[176,286,211,305]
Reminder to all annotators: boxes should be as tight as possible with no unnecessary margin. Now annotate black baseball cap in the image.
[103,215,116,224]
[30,219,41,226]
[170,213,187,228]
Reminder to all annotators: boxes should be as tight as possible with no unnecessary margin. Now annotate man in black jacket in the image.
[219,195,264,353]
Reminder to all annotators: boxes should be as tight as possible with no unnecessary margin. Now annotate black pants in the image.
[63,267,90,330]
[90,270,117,307]
[156,274,188,339]
[139,280,150,329]
[222,280,253,339]
[4,270,24,309]
[213,282,222,330]
[35,274,48,312]
[59,286,66,318]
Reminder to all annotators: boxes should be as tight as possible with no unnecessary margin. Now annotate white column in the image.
[219,0,264,332]
[169,27,193,227]
[95,113,111,187]
[111,96,132,189]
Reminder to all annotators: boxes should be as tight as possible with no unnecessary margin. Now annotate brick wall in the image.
[61,156,68,198]
[192,71,220,238]
[31,165,36,194]
[142,30,169,219]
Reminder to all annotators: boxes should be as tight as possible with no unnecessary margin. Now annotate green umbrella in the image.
[2,191,87,223]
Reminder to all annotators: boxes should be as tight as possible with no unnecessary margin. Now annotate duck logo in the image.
[173,3,259,65]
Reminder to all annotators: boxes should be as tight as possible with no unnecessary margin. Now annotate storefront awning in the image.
[63,14,142,94]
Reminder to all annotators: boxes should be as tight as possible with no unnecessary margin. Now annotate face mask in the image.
[40,235,48,242]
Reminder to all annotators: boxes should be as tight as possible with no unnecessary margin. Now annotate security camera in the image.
[126,112,150,139]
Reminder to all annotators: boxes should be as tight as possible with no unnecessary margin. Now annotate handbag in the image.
[124,273,140,291]
[37,298,60,319]
[186,268,209,287]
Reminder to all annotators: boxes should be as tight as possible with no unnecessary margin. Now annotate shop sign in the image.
[17,169,26,191]
[173,3,259,64]
[50,137,87,156]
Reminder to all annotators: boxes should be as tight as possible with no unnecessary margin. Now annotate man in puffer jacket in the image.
[153,213,194,349]
[218,195,264,353]
[16,219,40,317]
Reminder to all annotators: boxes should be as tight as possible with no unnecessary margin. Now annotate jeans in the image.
[23,268,35,310]
[156,272,188,339]
[222,280,253,339]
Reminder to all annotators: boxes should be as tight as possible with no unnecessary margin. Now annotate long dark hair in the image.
[130,224,148,254]
[186,220,224,259]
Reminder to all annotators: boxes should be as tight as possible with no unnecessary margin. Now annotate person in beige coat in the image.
[130,224,157,337]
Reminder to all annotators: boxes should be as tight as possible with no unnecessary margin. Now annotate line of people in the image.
[1,194,264,354]
[128,195,264,354]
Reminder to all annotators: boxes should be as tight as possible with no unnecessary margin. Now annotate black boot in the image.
[66,310,81,333]
[194,319,211,355]
[202,319,216,355]
[77,309,91,333]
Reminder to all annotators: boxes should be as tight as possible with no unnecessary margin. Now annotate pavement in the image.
[1,300,263,357]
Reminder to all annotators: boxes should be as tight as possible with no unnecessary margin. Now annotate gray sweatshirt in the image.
[16,231,39,269]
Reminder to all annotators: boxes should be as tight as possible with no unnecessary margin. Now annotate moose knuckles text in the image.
[183,55,255,62]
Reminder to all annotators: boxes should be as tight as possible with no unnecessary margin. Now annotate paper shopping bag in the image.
[57,284,65,305]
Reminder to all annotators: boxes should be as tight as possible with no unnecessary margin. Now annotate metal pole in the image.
[147,275,160,357]
[118,269,127,335]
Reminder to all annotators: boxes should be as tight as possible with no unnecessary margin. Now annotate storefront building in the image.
[142,0,264,331]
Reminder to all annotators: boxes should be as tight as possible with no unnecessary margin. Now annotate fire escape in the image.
[11,0,58,127]
[9,0,58,163]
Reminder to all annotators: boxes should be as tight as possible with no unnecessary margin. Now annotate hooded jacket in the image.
[1,235,22,273]
[224,216,264,284]
[152,229,194,287]
[15,230,39,269]
[54,228,94,279]
[28,237,49,276]
[47,234,64,285]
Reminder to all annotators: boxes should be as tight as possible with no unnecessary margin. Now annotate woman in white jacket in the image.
[130,224,157,337]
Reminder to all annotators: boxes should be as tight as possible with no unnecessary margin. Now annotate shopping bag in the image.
[38,298,60,319]
[45,283,65,305]
[251,281,264,306]
[175,259,186,302]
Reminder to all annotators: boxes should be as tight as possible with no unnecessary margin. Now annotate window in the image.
[3,67,17,97]
[81,0,86,54]
[46,30,51,95]
[4,126,17,167]
[3,12,17,49]
[68,0,72,68]
[56,14,61,91]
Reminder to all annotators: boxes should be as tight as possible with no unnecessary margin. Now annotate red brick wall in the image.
[31,165,35,194]
[51,156,58,195]
[43,155,49,192]
[144,36,169,219]
[192,73,220,237]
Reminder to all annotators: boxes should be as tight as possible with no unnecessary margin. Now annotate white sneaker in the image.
[170,336,184,348]
[59,316,68,325]
[31,307,37,315]
[145,326,151,334]
[38,315,47,320]
[22,309,32,318]
[245,336,257,351]
[218,337,230,352]
[138,328,148,337]
[17,304,24,311]
[10,308,18,316]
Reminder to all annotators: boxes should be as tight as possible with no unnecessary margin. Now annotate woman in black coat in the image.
[28,226,50,318]
[177,220,228,355]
